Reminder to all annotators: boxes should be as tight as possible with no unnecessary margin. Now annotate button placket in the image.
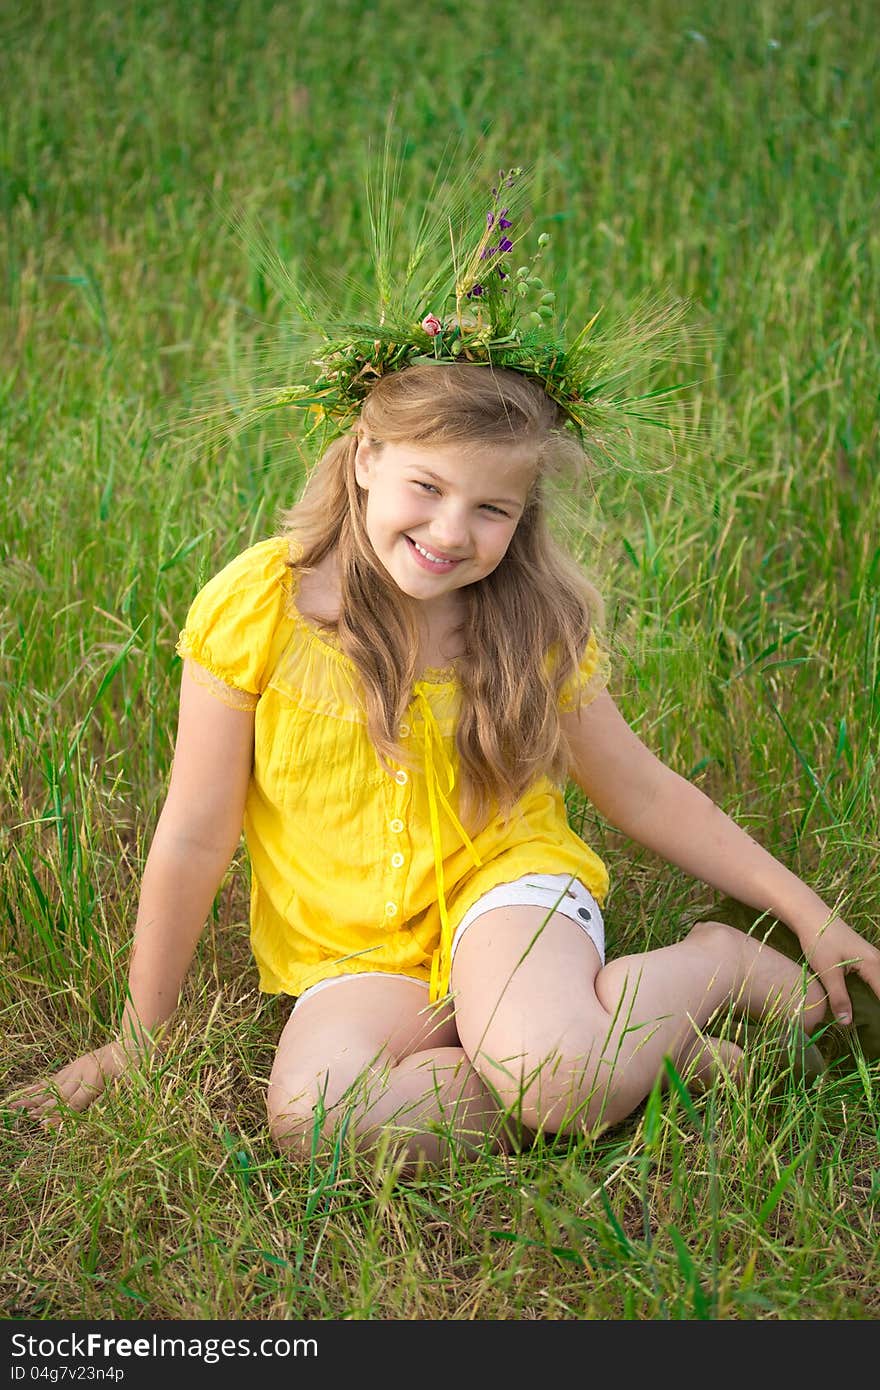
[384,757,412,928]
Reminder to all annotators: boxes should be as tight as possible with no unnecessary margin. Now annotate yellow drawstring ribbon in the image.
[413,689,482,1001]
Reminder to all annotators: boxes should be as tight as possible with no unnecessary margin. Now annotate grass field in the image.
[1,0,879,1320]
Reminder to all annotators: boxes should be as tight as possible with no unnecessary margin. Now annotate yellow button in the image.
[391,852,404,868]
[399,722,411,737]
[385,901,397,916]
[394,769,408,785]
[389,818,404,833]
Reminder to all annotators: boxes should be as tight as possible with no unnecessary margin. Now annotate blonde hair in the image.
[281,363,603,821]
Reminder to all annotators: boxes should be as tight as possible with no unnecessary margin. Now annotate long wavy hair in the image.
[280,363,603,822]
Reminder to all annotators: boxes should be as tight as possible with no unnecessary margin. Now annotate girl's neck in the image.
[296,547,465,672]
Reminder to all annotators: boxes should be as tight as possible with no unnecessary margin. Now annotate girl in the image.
[12,361,880,1168]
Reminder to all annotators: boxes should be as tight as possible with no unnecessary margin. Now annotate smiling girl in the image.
[12,161,880,1166]
[13,360,880,1165]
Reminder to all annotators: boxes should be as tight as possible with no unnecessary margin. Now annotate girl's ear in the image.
[354,437,375,490]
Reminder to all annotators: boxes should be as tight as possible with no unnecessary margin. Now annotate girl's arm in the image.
[563,691,880,1022]
[11,663,255,1125]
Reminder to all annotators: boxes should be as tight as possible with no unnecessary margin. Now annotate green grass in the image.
[1,0,878,1320]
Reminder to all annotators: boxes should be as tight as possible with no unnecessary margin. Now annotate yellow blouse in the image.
[175,537,610,1001]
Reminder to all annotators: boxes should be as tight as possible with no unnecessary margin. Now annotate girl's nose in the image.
[429,506,470,551]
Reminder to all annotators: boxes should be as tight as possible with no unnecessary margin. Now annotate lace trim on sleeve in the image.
[185,660,259,711]
[557,638,612,714]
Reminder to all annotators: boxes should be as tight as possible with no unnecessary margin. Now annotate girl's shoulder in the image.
[556,629,612,714]
[176,535,299,697]
[205,534,295,593]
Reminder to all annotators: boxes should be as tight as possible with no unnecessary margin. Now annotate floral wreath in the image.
[201,155,692,469]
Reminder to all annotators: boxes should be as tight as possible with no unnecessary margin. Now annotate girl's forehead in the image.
[384,440,536,490]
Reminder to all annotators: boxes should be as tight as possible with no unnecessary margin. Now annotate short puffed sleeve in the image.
[175,537,294,707]
[556,630,611,714]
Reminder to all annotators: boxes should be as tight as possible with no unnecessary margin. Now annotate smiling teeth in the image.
[412,539,454,564]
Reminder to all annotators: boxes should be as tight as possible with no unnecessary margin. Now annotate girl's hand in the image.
[8,1040,143,1129]
[800,916,880,1025]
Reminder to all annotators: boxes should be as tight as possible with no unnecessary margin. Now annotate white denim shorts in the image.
[292,873,605,1011]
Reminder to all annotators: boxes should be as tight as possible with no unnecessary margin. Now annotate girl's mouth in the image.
[405,536,462,572]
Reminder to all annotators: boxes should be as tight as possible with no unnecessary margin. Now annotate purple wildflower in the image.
[498,210,512,229]
[498,235,513,253]
[480,244,497,261]
[466,283,484,299]
[486,211,494,228]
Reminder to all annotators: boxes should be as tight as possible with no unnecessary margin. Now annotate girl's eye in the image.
[413,480,508,517]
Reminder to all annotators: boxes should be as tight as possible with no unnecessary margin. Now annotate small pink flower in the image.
[421,313,443,337]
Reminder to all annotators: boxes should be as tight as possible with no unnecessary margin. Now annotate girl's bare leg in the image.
[452,913,826,1136]
[266,974,508,1170]
[674,1033,744,1090]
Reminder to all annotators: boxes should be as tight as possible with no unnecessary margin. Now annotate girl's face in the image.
[354,438,535,614]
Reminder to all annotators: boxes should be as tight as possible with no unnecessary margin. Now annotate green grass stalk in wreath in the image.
[195,149,698,486]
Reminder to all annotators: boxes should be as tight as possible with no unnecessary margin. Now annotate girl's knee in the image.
[686,918,738,953]
[266,1079,327,1157]
[266,1061,364,1157]
[691,916,828,1026]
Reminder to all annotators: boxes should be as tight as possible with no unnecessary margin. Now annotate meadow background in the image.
[1,0,878,1321]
